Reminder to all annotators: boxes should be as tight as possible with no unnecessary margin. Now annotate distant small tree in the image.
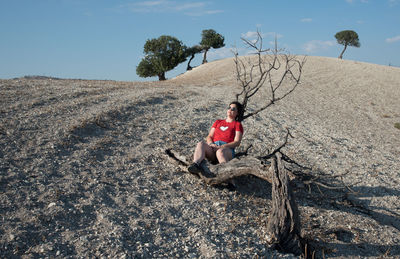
[185,45,203,71]
[200,29,225,64]
[136,35,187,81]
[334,30,360,59]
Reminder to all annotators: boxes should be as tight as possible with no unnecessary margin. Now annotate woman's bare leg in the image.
[216,148,233,163]
[193,141,216,164]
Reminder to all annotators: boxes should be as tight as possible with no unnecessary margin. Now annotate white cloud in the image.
[205,10,223,14]
[207,47,235,60]
[386,35,400,43]
[175,2,206,10]
[241,31,283,40]
[303,40,335,53]
[240,31,284,50]
[389,0,399,6]
[185,9,223,16]
[138,0,168,7]
[301,18,313,23]
[241,31,259,39]
[346,0,368,3]
[118,0,222,16]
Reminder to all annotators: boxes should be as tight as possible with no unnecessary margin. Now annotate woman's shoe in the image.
[188,162,201,175]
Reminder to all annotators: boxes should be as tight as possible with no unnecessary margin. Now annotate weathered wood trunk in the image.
[165,149,304,255]
[265,153,303,255]
[164,149,271,184]
[202,156,271,184]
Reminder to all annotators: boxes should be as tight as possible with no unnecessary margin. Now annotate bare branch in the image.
[234,30,306,121]
[258,128,293,161]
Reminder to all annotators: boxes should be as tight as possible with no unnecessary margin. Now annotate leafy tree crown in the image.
[136,35,187,79]
[186,45,203,56]
[334,30,360,47]
[200,29,225,50]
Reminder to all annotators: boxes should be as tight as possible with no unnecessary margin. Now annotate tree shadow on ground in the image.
[286,164,400,257]
[215,174,272,200]
[199,155,400,258]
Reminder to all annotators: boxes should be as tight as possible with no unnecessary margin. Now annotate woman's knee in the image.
[216,148,230,161]
[196,141,205,148]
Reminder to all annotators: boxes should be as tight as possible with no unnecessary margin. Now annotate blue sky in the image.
[0,0,399,81]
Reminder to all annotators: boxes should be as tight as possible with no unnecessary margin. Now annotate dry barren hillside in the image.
[1,56,399,258]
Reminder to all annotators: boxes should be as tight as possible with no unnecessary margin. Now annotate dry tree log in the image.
[265,152,303,255]
[164,149,271,183]
[200,156,271,185]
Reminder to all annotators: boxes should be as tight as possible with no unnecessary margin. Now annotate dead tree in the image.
[165,132,305,255]
[231,31,306,255]
[265,152,303,255]
[233,30,306,121]
[167,30,307,256]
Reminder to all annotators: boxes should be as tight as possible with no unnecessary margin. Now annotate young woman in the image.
[188,101,244,174]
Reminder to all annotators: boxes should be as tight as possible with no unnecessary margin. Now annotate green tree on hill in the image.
[136,35,187,81]
[335,30,360,59]
[200,29,225,64]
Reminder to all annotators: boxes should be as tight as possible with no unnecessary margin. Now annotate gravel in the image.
[1,56,400,258]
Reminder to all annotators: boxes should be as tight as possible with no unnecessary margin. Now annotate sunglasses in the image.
[228,107,237,111]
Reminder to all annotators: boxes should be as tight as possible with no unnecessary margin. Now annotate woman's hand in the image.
[208,143,221,151]
[208,143,217,148]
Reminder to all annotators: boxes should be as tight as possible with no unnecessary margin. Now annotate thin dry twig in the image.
[233,29,306,121]
[258,128,293,160]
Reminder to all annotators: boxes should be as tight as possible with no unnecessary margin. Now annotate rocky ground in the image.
[1,56,399,258]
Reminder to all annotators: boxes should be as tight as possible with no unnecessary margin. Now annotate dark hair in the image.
[230,101,244,121]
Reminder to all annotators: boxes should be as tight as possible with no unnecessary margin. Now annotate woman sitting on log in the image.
[188,101,244,174]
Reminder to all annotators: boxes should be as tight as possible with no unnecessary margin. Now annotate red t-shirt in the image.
[211,120,243,143]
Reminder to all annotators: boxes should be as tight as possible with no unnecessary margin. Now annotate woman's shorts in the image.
[213,141,235,158]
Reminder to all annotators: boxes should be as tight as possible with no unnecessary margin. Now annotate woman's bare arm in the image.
[220,131,242,149]
[206,127,215,145]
